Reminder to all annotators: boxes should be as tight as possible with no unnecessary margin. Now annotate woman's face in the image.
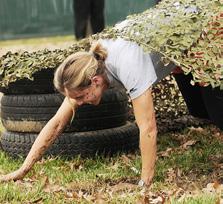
[66,75,107,106]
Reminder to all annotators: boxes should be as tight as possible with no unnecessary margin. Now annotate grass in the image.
[0,35,74,47]
[0,124,222,203]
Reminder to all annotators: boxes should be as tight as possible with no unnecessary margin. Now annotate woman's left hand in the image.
[140,167,155,187]
[132,88,157,188]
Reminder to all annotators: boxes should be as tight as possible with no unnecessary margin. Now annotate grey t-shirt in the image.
[99,38,175,99]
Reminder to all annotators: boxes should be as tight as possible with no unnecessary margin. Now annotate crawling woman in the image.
[0,38,175,186]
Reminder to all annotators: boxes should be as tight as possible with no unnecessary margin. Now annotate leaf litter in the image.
[5,125,220,203]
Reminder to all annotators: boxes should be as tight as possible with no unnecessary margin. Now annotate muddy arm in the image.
[0,97,76,182]
[132,88,157,186]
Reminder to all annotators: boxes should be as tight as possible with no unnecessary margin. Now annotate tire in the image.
[0,69,56,95]
[0,122,139,158]
[1,88,129,132]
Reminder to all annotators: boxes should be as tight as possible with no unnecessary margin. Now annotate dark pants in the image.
[173,73,210,119]
[174,73,223,130]
[73,0,105,40]
[201,86,223,130]
[155,0,162,4]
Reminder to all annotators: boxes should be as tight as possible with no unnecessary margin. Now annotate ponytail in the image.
[90,41,107,61]
[54,41,108,93]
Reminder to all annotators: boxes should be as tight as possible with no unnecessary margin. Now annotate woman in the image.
[0,38,175,186]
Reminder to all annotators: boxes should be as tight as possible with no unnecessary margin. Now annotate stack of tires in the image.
[0,69,139,158]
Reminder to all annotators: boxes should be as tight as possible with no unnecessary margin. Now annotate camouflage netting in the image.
[0,0,222,88]
[95,0,223,88]
[0,0,221,121]
[0,39,91,87]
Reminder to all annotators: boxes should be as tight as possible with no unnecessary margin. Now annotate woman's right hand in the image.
[0,97,75,183]
[0,168,27,182]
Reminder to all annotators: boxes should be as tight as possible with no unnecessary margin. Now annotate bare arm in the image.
[0,97,77,182]
[132,88,157,186]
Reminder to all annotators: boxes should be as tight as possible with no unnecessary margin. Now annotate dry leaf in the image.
[166,168,176,183]
[213,180,221,190]
[158,148,173,158]
[111,182,137,192]
[41,176,49,188]
[189,127,204,133]
[137,192,166,204]
[44,183,65,193]
[214,132,223,142]
[95,192,107,204]
[45,184,64,193]
[150,196,165,204]
[83,193,95,202]
[65,191,75,198]
[181,140,197,149]
[15,178,34,189]
[136,195,150,204]
[109,162,120,171]
[121,155,131,165]
[202,182,223,194]
[69,161,84,171]
[64,190,84,199]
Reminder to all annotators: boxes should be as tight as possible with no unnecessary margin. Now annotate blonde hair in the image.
[54,41,108,94]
